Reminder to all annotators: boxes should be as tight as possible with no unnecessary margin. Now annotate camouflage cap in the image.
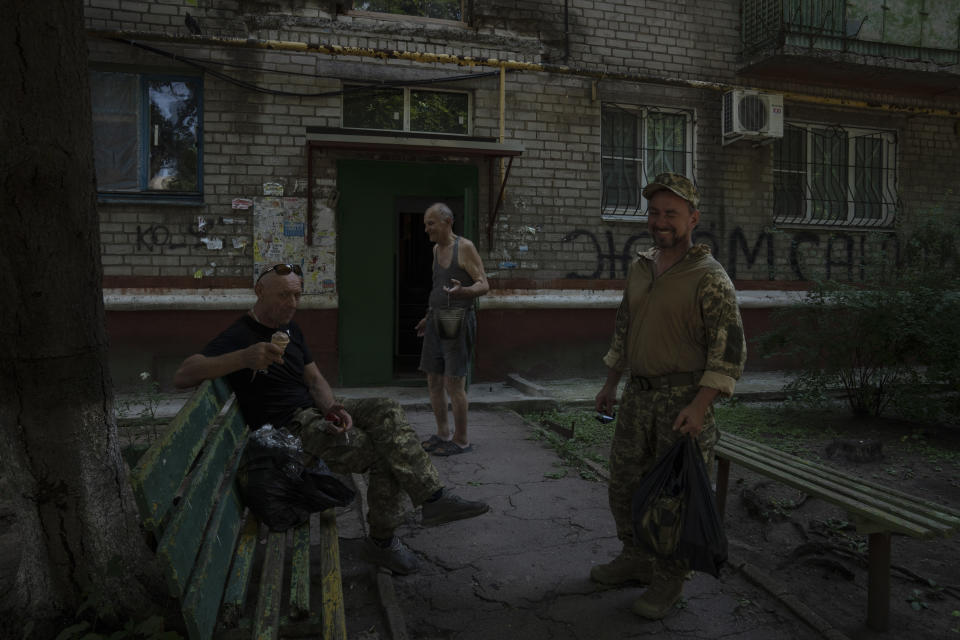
[641,173,700,209]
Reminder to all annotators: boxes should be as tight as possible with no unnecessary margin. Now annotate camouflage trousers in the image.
[608,380,719,580]
[286,398,442,539]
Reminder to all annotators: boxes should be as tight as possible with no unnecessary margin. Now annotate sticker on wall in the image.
[263,182,284,197]
[283,222,305,237]
[232,198,253,210]
[253,196,336,296]
[201,237,223,250]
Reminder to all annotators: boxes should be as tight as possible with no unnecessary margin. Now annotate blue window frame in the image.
[90,70,202,201]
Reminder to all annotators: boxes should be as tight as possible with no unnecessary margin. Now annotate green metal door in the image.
[336,159,478,385]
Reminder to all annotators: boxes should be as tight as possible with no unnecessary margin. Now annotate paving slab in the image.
[376,407,820,640]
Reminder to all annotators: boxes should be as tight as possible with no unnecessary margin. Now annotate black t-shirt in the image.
[201,315,315,428]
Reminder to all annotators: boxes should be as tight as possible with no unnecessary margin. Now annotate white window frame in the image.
[773,122,898,228]
[601,104,695,221]
[342,85,472,136]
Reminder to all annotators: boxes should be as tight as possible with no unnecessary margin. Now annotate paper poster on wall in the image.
[252,197,337,296]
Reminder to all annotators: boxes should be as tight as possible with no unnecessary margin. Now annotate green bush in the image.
[759,215,960,418]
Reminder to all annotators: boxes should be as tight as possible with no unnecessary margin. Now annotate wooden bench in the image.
[128,378,347,640]
[715,431,960,632]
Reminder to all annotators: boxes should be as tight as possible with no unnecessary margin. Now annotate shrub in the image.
[759,213,960,418]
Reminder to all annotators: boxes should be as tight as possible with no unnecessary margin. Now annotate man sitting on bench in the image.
[173,263,490,575]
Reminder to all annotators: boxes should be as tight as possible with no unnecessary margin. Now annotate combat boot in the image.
[589,548,653,586]
[631,574,685,619]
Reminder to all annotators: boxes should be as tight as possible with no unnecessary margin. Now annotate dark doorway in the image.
[394,197,464,378]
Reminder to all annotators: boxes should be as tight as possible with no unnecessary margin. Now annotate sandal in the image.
[432,440,473,456]
[421,434,448,452]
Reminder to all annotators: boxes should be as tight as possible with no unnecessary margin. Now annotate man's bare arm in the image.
[172,343,282,389]
[304,362,352,429]
[450,238,489,298]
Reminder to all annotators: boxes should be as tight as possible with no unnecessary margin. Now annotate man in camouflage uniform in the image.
[174,264,489,576]
[592,173,747,619]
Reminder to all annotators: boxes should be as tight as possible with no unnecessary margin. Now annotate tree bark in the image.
[0,1,164,634]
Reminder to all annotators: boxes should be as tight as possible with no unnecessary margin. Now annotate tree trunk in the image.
[0,1,164,634]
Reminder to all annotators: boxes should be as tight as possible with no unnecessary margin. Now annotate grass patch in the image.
[522,408,615,480]
[525,401,960,475]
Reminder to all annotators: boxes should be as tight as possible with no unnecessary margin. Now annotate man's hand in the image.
[415,316,427,337]
[243,342,284,370]
[672,404,706,437]
[595,384,618,416]
[442,278,465,297]
[672,386,720,437]
[324,404,354,432]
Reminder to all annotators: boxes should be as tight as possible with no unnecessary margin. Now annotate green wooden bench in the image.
[715,431,960,632]
[128,378,347,640]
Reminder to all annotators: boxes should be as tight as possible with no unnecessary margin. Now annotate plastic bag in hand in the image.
[631,436,728,578]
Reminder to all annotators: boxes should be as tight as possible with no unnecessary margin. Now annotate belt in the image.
[630,371,703,390]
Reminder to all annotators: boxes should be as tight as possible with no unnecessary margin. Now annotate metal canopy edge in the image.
[306,131,523,156]
[306,133,524,246]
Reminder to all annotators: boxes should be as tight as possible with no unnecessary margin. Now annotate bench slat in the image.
[254,531,287,639]
[315,509,347,640]
[130,379,233,533]
[716,434,960,538]
[716,441,932,537]
[156,403,247,598]
[722,433,960,527]
[221,516,259,628]
[290,522,312,620]
[181,465,247,640]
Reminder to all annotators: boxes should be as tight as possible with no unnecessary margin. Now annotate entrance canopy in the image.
[305,129,524,246]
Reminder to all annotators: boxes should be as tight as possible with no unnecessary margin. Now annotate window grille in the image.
[601,104,694,219]
[773,122,897,227]
[91,70,202,199]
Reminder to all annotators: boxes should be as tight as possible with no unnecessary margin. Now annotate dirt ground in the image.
[718,410,960,640]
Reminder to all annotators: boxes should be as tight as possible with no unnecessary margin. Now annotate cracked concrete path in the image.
[384,408,820,640]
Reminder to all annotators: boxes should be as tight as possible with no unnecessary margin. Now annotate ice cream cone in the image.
[271,331,290,353]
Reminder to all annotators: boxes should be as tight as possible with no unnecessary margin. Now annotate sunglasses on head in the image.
[256,263,303,283]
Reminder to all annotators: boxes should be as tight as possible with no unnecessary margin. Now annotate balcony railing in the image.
[742,0,960,64]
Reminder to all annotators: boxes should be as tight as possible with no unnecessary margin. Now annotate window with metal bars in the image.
[773,123,897,227]
[601,104,694,219]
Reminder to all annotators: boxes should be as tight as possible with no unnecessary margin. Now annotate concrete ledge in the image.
[505,373,550,397]
[103,288,337,310]
[103,288,806,311]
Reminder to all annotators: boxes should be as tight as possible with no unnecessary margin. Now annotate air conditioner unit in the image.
[722,90,783,144]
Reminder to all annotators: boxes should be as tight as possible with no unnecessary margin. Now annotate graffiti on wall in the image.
[136,219,207,251]
[560,225,910,282]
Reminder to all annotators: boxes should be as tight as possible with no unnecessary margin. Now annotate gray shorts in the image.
[418,308,476,377]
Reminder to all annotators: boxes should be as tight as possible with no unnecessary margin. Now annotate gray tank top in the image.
[428,237,475,311]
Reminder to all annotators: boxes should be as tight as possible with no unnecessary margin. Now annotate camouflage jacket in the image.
[602,244,747,396]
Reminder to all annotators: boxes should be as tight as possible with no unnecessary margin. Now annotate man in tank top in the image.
[415,202,490,456]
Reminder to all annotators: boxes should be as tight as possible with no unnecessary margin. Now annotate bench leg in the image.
[866,532,891,632]
[715,458,730,521]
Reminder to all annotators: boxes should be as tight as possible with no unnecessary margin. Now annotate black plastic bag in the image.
[237,425,355,532]
[631,435,728,578]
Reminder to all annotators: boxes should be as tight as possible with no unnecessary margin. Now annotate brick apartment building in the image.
[84,0,960,387]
